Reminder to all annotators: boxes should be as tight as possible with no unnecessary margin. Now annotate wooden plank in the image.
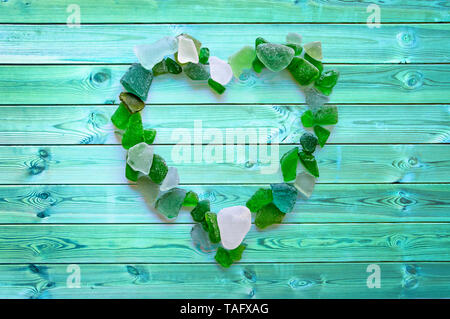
[0,0,447,23]
[1,64,449,105]
[0,262,448,299]
[0,145,449,184]
[2,24,449,64]
[0,184,448,224]
[0,104,448,145]
[0,223,449,263]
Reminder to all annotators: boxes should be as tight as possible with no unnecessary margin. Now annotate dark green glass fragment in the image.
[271,183,298,214]
[300,132,318,154]
[314,70,340,96]
[120,63,153,101]
[280,147,299,182]
[122,112,144,149]
[208,78,226,94]
[183,62,210,80]
[143,129,157,144]
[287,57,319,86]
[125,163,139,182]
[119,92,145,113]
[199,47,210,64]
[314,125,331,148]
[246,188,273,213]
[255,203,286,229]
[215,245,246,268]
[314,105,338,125]
[205,212,221,244]
[301,110,314,128]
[152,60,168,76]
[111,103,131,130]
[190,199,210,222]
[298,151,319,177]
[166,57,182,74]
[304,52,323,74]
[285,43,303,55]
[148,154,168,184]
[155,188,187,219]
[183,191,199,207]
[252,57,265,73]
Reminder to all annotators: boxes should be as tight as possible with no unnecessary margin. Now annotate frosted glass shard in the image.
[126,142,154,175]
[209,56,233,85]
[304,41,323,60]
[191,223,217,253]
[134,36,178,70]
[303,86,330,111]
[177,36,199,64]
[286,32,302,45]
[294,172,316,199]
[217,206,251,250]
[160,167,180,191]
[228,46,256,78]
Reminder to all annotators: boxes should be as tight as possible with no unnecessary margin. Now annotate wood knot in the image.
[397,30,417,49]
[90,69,111,87]
[401,71,423,90]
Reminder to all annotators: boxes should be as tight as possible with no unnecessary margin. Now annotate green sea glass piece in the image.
[152,59,168,76]
[288,57,319,86]
[111,103,131,130]
[183,62,210,80]
[208,78,226,94]
[143,129,156,144]
[304,52,323,74]
[314,105,338,125]
[300,132,318,154]
[280,147,299,182]
[285,43,303,56]
[120,63,153,101]
[122,112,144,149]
[255,37,268,47]
[314,70,340,96]
[286,32,302,45]
[298,151,319,177]
[215,245,246,268]
[301,110,314,128]
[125,163,139,182]
[246,188,273,213]
[252,58,265,73]
[166,57,182,74]
[199,47,210,64]
[148,154,168,184]
[314,125,331,148]
[190,199,210,222]
[255,203,286,229]
[183,191,199,207]
[119,92,145,113]
[271,183,298,214]
[228,46,256,78]
[155,187,187,219]
[205,212,221,244]
[256,43,295,72]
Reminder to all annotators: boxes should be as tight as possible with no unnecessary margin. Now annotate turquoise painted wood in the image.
[0,105,448,145]
[0,0,449,299]
[0,263,448,299]
[0,224,449,263]
[0,0,447,23]
[0,64,449,104]
[0,184,448,223]
[1,24,449,64]
[0,145,448,184]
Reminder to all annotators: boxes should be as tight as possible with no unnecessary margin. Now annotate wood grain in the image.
[0,0,447,23]
[1,24,449,64]
[0,223,448,263]
[0,184,448,223]
[0,145,448,184]
[0,104,448,145]
[0,262,448,299]
[0,64,449,105]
